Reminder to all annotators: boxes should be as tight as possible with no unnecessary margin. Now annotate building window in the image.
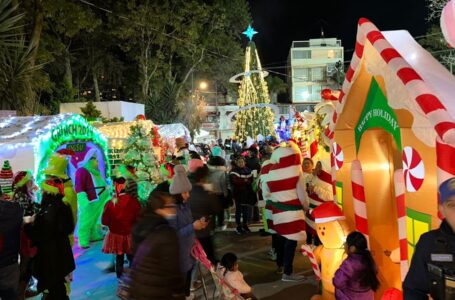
[312,67,325,81]
[328,50,335,59]
[336,182,343,209]
[293,50,311,59]
[406,208,432,261]
[294,68,310,81]
[311,85,322,101]
[294,86,311,102]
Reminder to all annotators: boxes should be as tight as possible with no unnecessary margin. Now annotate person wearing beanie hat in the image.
[24,179,75,300]
[211,146,224,159]
[169,165,208,299]
[404,177,455,299]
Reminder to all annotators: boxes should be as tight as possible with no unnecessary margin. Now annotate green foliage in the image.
[0,0,251,115]
[145,78,181,124]
[418,25,455,74]
[80,101,102,119]
[0,0,23,47]
[102,116,124,123]
[180,91,207,138]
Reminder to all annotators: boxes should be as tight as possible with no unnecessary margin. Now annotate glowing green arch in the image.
[34,114,111,188]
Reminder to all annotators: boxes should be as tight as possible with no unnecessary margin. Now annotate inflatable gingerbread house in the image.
[326,18,455,296]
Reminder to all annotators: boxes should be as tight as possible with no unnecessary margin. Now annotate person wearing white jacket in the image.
[218,253,257,300]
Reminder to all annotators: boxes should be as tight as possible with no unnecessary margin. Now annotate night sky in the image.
[247,0,430,73]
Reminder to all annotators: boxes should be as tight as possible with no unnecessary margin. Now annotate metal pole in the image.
[215,83,219,140]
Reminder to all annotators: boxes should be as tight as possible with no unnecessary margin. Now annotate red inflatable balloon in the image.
[381,288,403,300]
[321,88,332,100]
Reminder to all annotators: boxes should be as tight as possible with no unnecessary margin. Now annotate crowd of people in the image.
[0,136,454,300]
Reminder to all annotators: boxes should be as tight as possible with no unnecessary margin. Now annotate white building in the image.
[288,38,344,106]
[201,94,238,142]
[60,101,144,122]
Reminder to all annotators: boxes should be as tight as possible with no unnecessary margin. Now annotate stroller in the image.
[191,240,250,300]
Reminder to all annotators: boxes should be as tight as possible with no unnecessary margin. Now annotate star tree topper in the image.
[243,25,258,41]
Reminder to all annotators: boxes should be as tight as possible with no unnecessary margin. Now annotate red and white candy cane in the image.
[301,244,321,281]
[393,169,409,282]
[351,160,369,245]
[436,138,455,220]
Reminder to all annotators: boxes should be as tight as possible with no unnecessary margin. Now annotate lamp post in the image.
[199,81,219,140]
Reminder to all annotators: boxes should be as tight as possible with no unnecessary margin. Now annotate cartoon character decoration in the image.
[43,150,78,246]
[74,147,110,249]
[276,116,291,142]
[291,101,335,158]
[311,201,350,300]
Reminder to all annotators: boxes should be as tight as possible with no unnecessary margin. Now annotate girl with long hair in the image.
[333,231,380,300]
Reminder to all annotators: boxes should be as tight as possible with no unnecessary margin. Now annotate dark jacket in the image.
[25,195,75,292]
[189,184,222,238]
[403,219,455,299]
[229,167,255,205]
[333,254,375,300]
[130,213,184,300]
[246,156,261,174]
[0,200,22,268]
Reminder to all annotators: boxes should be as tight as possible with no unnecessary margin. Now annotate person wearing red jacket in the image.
[101,173,141,279]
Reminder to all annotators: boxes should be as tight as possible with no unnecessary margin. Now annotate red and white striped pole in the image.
[351,160,369,245]
[436,138,455,220]
[331,150,337,200]
[393,169,409,281]
[301,244,321,281]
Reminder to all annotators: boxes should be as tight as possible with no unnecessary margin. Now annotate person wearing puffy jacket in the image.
[129,191,185,300]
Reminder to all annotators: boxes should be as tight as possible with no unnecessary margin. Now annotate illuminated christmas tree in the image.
[124,120,161,201]
[234,25,275,141]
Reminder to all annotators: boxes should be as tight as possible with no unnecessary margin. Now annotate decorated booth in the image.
[0,113,110,188]
[325,18,455,296]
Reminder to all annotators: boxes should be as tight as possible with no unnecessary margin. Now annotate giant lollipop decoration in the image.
[441,0,455,48]
[332,142,344,170]
[402,147,425,192]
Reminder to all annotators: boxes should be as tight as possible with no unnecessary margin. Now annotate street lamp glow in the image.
[199,81,208,90]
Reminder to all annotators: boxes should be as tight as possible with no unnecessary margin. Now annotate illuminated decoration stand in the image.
[232,25,275,141]
[96,121,191,168]
[325,18,455,296]
[0,113,110,190]
[291,102,334,163]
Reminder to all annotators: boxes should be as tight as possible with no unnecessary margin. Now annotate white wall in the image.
[60,101,144,121]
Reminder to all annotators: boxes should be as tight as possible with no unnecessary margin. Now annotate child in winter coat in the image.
[102,174,141,279]
[218,252,257,300]
[333,231,380,300]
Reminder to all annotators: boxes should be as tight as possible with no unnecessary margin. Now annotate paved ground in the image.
[31,223,319,299]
